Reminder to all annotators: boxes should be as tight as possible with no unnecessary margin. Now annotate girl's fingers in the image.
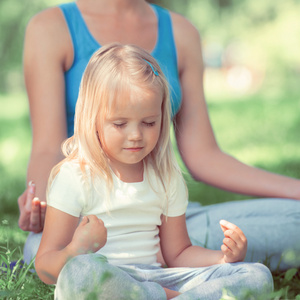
[221,244,233,256]
[220,220,247,262]
[219,220,228,233]
[81,216,89,225]
[220,220,247,244]
[223,237,236,251]
[220,220,244,235]
[221,243,236,261]
[227,230,247,248]
[222,238,241,260]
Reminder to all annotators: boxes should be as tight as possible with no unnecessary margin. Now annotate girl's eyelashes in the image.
[113,121,156,128]
[113,123,126,128]
[143,121,155,127]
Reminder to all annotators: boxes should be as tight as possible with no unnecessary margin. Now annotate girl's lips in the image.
[124,147,143,152]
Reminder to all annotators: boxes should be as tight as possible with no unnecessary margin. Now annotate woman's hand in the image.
[18,181,47,232]
[70,215,107,255]
[219,220,247,263]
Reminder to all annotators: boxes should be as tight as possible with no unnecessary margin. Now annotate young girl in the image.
[35,43,273,299]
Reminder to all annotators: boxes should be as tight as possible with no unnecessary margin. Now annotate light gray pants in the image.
[54,254,273,300]
[24,198,300,271]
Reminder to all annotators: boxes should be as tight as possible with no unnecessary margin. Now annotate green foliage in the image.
[0,0,72,92]
[271,268,300,299]
[0,243,54,300]
[0,93,31,214]
[0,1,44,92]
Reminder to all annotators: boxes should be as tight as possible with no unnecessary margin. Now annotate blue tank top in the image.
[60,2,182,137]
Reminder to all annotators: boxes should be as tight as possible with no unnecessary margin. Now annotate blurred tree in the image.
[0,0,49,92]
[147,0,190,14]
[185,0,300,82]
[0,0,70,93]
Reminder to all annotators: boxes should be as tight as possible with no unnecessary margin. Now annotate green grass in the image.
[0,86,300,299]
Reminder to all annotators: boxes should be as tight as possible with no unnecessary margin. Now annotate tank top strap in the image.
[59,2,100,62]
[150,4,181,117]
[150,4,177,59]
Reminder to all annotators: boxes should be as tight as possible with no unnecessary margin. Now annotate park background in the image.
[0,0,299,298]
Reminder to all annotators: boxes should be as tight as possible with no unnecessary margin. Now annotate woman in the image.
[19,0,300,271]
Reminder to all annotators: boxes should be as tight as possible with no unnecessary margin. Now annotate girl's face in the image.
[99,87,163,171]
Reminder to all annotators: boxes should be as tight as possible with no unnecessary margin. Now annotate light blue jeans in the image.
[185,199,300,270]
[24,198,300,271]
[54,254,273,300]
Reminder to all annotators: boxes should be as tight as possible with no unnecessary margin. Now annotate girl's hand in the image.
[18,181,47,232]
[219,220,247,263]
[70,215,107,255]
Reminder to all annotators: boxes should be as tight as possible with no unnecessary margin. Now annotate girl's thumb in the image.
[81,216,89,225]
[219,219,228,232]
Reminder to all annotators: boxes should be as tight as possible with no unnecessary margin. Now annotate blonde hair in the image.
[48,43,185,208]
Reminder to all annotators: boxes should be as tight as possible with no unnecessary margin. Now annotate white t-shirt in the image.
[47,161,188,266]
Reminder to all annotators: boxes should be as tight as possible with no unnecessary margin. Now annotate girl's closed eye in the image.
[113,122,126,128]
[143,121,156,127]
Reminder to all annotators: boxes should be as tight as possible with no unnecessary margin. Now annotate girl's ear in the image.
[96,131,101,144]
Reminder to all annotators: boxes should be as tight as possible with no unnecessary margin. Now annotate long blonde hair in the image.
[48,43,185,205]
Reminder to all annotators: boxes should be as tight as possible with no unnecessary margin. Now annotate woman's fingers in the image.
[40,201,47,228]
[30,197,43,233]
[25,181,36,211]
[18,190,30,230]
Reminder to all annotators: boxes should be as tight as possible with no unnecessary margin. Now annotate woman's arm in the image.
[18,7,73,232]
[159,215,247,268]
[36,207,107,284]
[171,13,300,200]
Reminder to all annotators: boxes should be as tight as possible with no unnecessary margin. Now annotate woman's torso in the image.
[58,2,182,136]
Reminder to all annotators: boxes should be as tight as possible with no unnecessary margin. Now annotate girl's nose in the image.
[128,126,142,141]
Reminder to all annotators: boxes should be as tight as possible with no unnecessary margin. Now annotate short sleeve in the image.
[164,171,188,217]
[47,162,86,217]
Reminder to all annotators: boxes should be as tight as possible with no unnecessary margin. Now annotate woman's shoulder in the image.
[169,11,200,40]
[26,6,65,33]
[25,6,70,52]
[168,11,202,73]
[24,6,72,69]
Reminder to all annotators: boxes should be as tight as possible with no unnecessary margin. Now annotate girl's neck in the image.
[109,160,144,183]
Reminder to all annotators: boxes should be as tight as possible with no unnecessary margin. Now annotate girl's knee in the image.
[56,254,111,299]
[242,262,274,294]
[60,254,109,280]
[253,263,273,287]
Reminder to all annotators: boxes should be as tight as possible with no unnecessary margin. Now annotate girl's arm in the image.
[171,13,300,200]
[35,207,107,284]
[159,215,247,268]
[19,7,73,232]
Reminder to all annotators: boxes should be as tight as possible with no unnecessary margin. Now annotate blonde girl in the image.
[35,43,273,300]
